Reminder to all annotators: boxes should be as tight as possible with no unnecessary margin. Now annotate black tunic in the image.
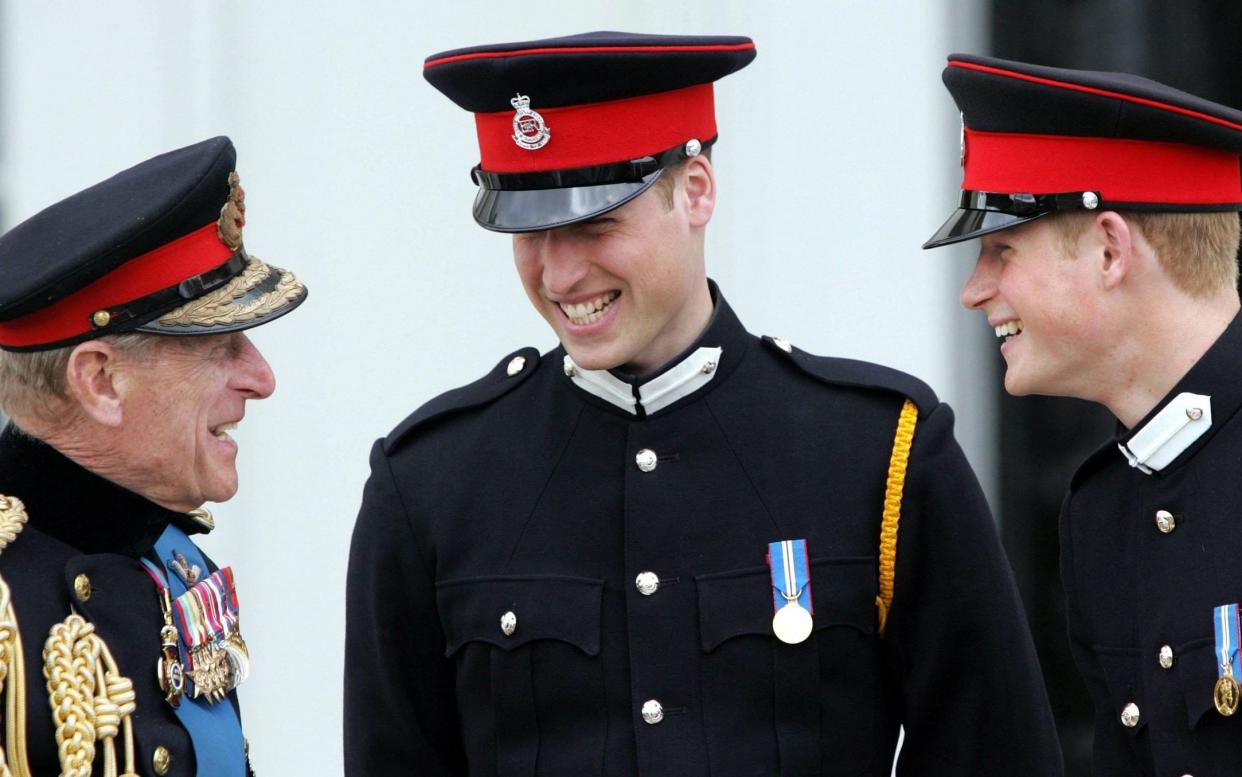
[345,290,1062,776]
[1061,312,1242,777]
[0,424,247,776]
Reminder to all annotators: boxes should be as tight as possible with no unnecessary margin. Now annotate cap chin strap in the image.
[472,136,717,191]
[958,189,1102,217]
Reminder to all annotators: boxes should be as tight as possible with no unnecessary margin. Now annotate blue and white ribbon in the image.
[767,539,813,614]
[1215,603,1242,679]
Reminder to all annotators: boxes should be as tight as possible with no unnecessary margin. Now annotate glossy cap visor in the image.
[473,169,664,233]
[922,208,1049,249]
[137,257,307,336]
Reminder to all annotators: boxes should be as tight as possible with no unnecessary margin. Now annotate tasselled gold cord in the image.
[0,494,31,777]
[42,615,137,777]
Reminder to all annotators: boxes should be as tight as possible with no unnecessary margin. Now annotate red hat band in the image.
[474,83,717,174]
[963,127,1242,206]
[0,223,235,349]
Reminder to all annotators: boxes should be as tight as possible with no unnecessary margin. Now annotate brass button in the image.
[506,356,526,376]
[635,449,658,473]
[91,310,112,328]
[641,699,664,724]
[152,745,171,775]
[1159,645,1174,670]
[1155,510,1176,534]
[73,574,91,602]
[500,611,517,637]
[635,572,660,596]
[1120,702,1140,728]
[772,336,793,353]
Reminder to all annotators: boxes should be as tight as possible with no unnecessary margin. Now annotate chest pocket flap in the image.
[437,574,604,656]
[696,557,876,652]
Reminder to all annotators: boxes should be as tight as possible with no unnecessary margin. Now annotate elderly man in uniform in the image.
[925,54,1242,775]
[346,33,1062,776]
[0,137,305,776]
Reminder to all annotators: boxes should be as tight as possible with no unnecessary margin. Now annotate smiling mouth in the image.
[993,320,1024,342]
[558,291,620,326]
[211,422,238,441]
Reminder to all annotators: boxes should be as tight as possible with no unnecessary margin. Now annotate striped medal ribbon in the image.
[767,539,814,644]
[1214,603,1241,716]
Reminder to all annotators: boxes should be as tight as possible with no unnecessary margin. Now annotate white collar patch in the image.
[1118,391,1212,474]
[564,346,724,416]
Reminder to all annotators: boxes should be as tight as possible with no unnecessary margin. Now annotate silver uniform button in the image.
[1120,702,1140,727]
[1156,509,1176,534]
[641,699,664,725]
[506,356,526,376]
[563,362,577,377]
[635,572,660,596]
[500,611,517,637]
[772,336,793,353]
[1159,645,1174,669]
[635,449,658,473]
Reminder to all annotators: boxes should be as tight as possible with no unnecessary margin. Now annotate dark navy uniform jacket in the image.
[0,425,248,777]
[1061,312,1242,777]
[345,288,1062,776]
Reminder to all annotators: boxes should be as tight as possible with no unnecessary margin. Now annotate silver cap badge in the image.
[511,94,551,151]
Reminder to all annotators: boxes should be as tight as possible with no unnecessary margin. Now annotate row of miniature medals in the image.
[141,551,249,707]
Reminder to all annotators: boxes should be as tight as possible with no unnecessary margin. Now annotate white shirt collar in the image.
[563,346,724,416]
[1117,391,1212,474]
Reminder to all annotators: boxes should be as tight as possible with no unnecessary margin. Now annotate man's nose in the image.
[538,235,590,295]
[232,334,277,399]
[960,255,996,311]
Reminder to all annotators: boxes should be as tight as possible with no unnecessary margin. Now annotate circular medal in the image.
[1215,675,1240,716]
[772,602,814,645]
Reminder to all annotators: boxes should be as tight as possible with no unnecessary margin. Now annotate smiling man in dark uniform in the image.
[925,54,1242,776]
[0,137,306,776]
[345,32,1062,776]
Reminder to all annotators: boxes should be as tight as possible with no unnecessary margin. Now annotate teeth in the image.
[212,422,238,440]
[559,292,619,325]
[992,320,1024,338]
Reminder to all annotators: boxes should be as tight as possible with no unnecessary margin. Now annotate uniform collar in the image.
[0,423,208,557]
[561,280,750,417]
[1116,311,1242,475]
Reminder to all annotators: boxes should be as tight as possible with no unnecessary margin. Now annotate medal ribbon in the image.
[1215,603,1242,679]
[767,539,813,614]
[151,524,247,776]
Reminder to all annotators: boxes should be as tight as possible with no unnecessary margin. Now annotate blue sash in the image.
[153,524,247,776]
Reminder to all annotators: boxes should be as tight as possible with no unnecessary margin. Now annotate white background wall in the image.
[0,3,989,774]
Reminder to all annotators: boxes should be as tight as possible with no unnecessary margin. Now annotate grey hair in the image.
[0,332,159,422]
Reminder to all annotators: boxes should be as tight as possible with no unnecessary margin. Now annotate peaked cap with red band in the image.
[924,53,1242,249]
[424,31,756,232]
[0,137,307,351]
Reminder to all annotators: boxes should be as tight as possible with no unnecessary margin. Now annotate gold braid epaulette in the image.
[0,494,30,777]
[875,400,918,637]
[42,617,137,777]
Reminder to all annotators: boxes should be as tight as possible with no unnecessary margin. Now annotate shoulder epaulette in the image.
[761,336,939,418]
[384,347,541,453]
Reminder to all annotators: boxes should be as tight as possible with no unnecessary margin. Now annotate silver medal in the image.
[772,601,814,644]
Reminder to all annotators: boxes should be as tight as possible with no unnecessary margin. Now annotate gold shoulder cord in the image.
[43,616,137,777]
[0,494,30,777]
[876,399,918,637]
[0,493,138,777]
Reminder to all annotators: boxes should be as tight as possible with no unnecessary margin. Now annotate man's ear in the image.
[1095,211,1136,291]
[680,154,716,228]
[64,340,125,427]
